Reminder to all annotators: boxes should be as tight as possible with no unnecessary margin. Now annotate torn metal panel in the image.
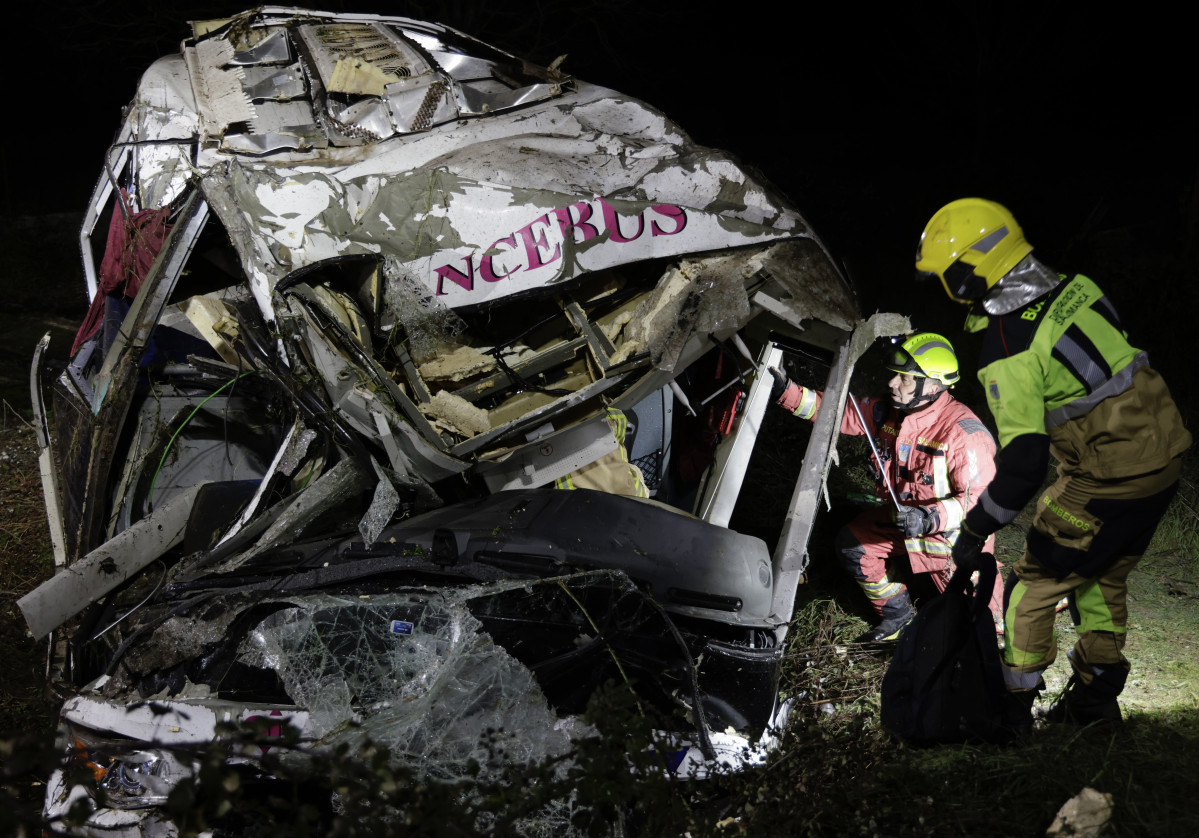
[475,412,619,492]
[123,57,203,212]
[623,254,754,372]
[199,162,805,320]
[186,37,258,139]
[241,64,307,101]
[228,27,292,65]
[214,419,313,550]
[209,457,370,574]
[18,484,205,639]
[360,457,401,546]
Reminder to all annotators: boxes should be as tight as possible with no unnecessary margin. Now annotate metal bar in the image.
[75,193,209,558]
[846,395,902,512]
[769,337,852,617]
[563,300,616,370]
[30,334,67,568]
[695,342,781,527]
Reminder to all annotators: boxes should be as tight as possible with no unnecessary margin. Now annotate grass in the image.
[709,546,1199,837]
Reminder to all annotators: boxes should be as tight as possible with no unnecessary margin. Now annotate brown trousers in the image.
[1001,458,1181,695]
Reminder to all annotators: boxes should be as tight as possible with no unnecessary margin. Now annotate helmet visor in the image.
[885,345,922,377]
[943,261,991,302]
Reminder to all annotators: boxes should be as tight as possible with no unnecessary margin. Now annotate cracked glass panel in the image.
[239,587,585,779]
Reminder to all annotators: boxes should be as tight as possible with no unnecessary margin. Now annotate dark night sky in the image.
[4,1,1193,324]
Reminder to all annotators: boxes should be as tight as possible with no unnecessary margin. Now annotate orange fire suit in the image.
[779,383,1001,622]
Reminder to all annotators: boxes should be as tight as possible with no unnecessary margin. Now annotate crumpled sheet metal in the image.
[622,240,860,373]
[620,258,750,372]
[281,295,467,480]
[123,55,202,212]
[186,38,257,139]
[754,238,861,333]
[210,458,371,575]
[336,93,689,187]
[198,88,818,320]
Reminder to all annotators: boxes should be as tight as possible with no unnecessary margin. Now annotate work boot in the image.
[1041,675,1122,726]
[1001,689,1038,739]
[854,590,916,643]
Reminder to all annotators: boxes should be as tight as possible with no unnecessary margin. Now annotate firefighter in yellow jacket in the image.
[915,198,1191,731]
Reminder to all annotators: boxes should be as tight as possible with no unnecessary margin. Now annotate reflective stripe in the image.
[628,466,649,499]
[554,473,575,490]
[979,491,1021,526]
[1091,295,1123,331]
[1052,324,1112,395]
[1045,352,1147,428]
[905,536,952,555]
[606,406,628,443]
[940,496,965,531]
[910,337,954,358]
[957,418,989,435]
[971,225,1010,254]
[932,451,950,498]
[791,386,819,420]
[929,449,955,536]
[1002,667,1045,690]
[1003,583,1051,668]
[861,579,905,600]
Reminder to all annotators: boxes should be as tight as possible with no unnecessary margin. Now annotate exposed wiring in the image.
[93,561,168,640]
[555,578,646,718]
[147,371,257,509]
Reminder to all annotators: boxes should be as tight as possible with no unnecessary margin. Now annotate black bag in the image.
[880,555,1010,745]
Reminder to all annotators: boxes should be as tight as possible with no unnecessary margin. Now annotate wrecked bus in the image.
[19,6,906,833]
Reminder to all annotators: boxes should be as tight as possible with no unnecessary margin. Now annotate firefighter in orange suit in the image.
[772,333,1000,642]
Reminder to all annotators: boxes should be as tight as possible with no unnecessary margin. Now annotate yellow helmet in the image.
[915,198,1033,303]
[885,332,960,386]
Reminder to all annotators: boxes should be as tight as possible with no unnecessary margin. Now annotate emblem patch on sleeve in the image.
[988,380,1000,401]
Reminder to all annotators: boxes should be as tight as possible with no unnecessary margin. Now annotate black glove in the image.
[951,525,987,573]
[893,504,936,538]
[768,367,790,404]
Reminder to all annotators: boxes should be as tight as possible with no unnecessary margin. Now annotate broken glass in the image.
[241,588,583,778]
